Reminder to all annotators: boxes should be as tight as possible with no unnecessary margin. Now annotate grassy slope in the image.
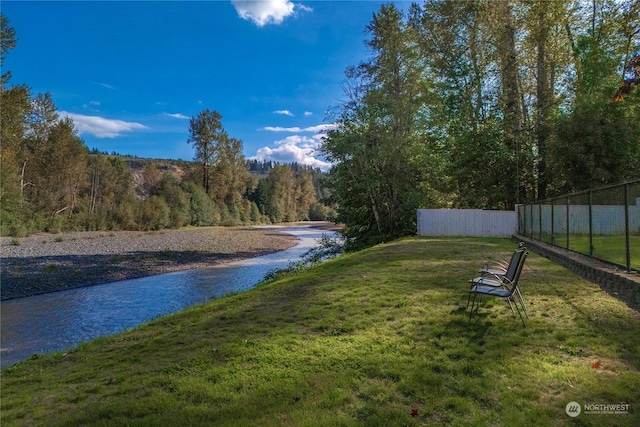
[2,237,639,426]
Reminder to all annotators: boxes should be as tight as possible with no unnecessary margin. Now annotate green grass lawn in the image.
[535,234,640,271]
[572,235,640,271]
[2,237,639,426]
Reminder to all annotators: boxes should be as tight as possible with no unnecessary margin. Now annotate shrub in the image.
[184,182,215,226]
[136,196,170,230]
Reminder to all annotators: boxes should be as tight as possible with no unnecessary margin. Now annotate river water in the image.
[0,226,336,368]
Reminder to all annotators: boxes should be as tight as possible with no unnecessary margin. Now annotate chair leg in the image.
[512,296,526,326]
[514,287,529,318]
[505,296,516,314]
[468,292,478,322]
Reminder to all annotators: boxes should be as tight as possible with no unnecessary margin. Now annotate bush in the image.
[136,196,170,230]
[111,195,138,230]
[309,202,335,221]
[156,174,189,228]
[184,182,215,226]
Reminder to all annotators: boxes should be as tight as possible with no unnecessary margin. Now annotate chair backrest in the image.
[504,250,528,291]
[504,246,527,283]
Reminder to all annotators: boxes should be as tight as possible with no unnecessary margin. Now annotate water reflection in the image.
[1,226,335,368]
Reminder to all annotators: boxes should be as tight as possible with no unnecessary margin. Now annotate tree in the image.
[209,136,250,210]
[264,164,295,223]
[184,181,216,226]
[1,13,17,86]
[522,0,575,199]
[42,118,88,219]
[187,109,225,195]
[324,3,432,247]
[0,84,31,234]
[551,0,640,192]
[154,174,189,228]
[84,154,133,230]
[492,1,527,205]
[409,0,513,208]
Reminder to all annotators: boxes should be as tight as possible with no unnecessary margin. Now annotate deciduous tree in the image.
[187,109,225,195]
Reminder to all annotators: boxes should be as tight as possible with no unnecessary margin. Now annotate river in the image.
[0,226,336,368]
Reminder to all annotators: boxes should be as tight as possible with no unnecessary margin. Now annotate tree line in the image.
[0,14,333,236]
[323,0,640,248]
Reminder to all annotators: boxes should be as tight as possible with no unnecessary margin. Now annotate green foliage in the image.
[111,194,138,231]
[324,4,435,247]
[136,196,170,231]
[183,182,215,227]
[0,89,327,235]
[321,0,639,248]
[187,109,225,195]
[249,201,263,223]
[446,119,514,209]
[309,201,334,221]
[1,13,17,84]
[552,96,640,193]
[154,174,190,229]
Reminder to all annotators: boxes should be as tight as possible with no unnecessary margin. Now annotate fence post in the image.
[551,197,555,246]
[538,202,542,240]
[530,203,534,238]
[588,190,593,257]
[625,183,631,272]
[566,196,570,249]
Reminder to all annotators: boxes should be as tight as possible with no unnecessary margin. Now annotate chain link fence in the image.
[517,180,640,272]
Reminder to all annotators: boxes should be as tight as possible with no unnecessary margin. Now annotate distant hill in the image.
[123,158,188,198]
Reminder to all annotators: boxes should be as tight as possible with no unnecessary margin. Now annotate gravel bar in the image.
[0,226,302,300]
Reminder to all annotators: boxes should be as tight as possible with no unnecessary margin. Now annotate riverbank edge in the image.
[1,222,340,301]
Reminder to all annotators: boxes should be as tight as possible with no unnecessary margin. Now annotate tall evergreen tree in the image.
[324,3,432,247]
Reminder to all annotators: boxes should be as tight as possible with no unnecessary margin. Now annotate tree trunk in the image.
[497,2,524,206]
[536,8,549,200]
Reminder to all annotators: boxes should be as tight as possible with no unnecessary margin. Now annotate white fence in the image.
[417,209,517,237]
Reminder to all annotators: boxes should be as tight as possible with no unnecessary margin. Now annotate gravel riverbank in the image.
[0,226,307,300]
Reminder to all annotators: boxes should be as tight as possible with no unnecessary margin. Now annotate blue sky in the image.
[2,0,407,169]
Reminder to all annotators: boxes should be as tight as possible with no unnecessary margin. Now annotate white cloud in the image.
[303,123,338,133]
[261,126,302,132]
[304,111,313,117]
[251,134,331,170]
[60,111,147,138]
[231,0,311,27]
[273,109,294,116]
[163,112,190,120]
[259,123,337,133]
